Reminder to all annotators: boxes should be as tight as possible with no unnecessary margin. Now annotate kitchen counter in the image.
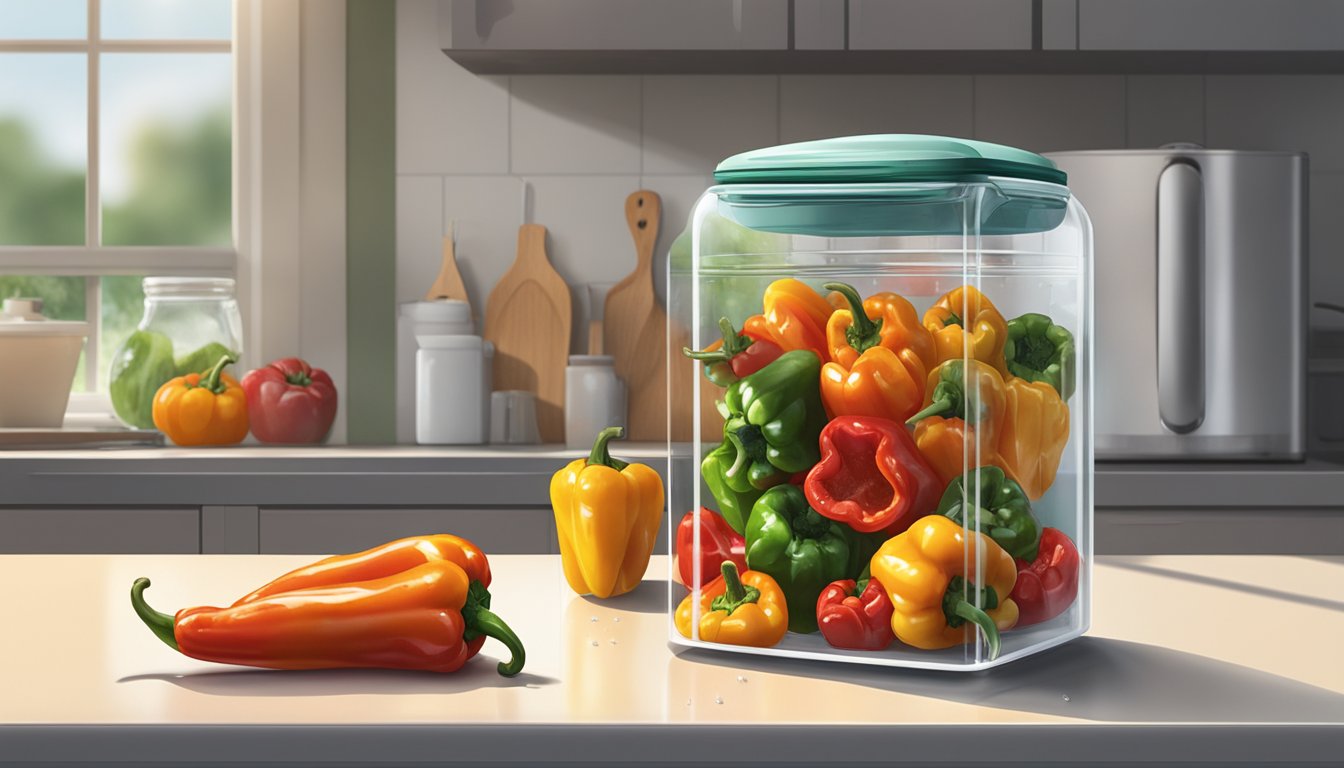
[0,554,1340,766]
[4,443,1344,508]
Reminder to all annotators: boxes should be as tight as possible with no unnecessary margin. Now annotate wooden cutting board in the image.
[605,190,695,442]
[483,224,571,444]
[425,224,472,313]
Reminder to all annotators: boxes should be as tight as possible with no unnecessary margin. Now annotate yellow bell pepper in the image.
[761,278,835,363]
[675,561,788,647]
[998,378,1071,500]
[922,285,1009,375]
[819,281,935,423]
[550,426,664,599]
[151,354,249,446]
[870,514,1019,660]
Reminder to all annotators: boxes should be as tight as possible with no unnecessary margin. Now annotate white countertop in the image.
[0,553,1341,765]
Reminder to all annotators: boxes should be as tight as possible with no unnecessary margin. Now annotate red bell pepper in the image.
[816,574,895,651]
[683,316,784,387]
[1010,527,1081,626]
[240,357,338,444]
[803,416,942,535]
[674,507,747,589]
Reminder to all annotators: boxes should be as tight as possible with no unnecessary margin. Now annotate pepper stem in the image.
[198,354,236,394]
[710,561,760,614]
[586,426,629,471]
[462,580,526,677]
[944,310,963,328]
[682,317,750,362]
[284,369,313,387]
[952,601,1002,661]
[130,578,180,652]
[824,282,882,353]
[943,576,1003,661]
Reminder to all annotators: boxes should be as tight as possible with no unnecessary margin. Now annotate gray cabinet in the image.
[0,508,199,554]
[1096,508,1344,555]
[259,508,558,555]
[847,0,1035,51]
[1076,0,1344,51]
[442,0,789,52]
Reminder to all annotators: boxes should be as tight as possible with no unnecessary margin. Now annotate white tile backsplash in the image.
[1207,76,1344,171]
[1126,76,1205,149]
[510,76,641,174]
[642,76,778,175]
[396,0,509,174]
[394,175,444,306]
[781,75,974,143]
[974,75,1126,153]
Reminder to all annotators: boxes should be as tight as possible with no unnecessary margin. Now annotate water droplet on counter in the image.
[686,698,692,706]
[714,695,723,705]
[1062,694,1071,702]
[612,617,621,622]
[609,638,618,645]
[590,616,598,623]
[591,640,599,647]
[736,675,747,683]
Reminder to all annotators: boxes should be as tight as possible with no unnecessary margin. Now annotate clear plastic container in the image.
[108,277,244,430]
[667,135,1092,670]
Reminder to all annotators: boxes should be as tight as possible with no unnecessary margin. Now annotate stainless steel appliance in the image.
[1048,147,1307,460]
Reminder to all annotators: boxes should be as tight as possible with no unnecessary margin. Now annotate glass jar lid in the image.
[714,134,1066,186]
[143,277,236,299]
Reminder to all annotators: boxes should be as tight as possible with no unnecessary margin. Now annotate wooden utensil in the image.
[483,223,572,444]
[425,223,472,313]
[606,190,691,441]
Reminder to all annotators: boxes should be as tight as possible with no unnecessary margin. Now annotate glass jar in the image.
[108,277,244,429]
[669,134,1092,671]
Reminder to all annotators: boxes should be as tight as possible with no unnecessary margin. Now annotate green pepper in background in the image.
[745,484,852,634]
[174,341,236,377]
[844,527,889,582]
[109,330,176,429]
[701,440,777,535]
[938,466,1041,561]
[1004,312,1075,400]
[722,349,827,477]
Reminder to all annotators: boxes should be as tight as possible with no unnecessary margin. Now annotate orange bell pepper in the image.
[761,278,834,362]
[998,378,1071,500]
[907,359,1007,485]
[129,535,526,676]
[820,281,935,423]
[151,354,249,446]
[675,561,788,647]
[922,285,1009,375]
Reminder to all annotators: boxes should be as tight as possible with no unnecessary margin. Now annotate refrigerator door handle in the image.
[1156,160,1205,434]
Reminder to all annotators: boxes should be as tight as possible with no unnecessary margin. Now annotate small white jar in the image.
[415,334,489,444]
[564,355,626,449]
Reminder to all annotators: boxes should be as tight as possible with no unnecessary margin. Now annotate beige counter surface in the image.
[1,554,1341,766]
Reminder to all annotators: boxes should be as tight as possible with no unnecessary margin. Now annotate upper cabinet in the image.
[440,0,1344,73]
[1075,0,1344,51]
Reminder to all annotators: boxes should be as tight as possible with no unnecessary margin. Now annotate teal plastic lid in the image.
[714,134,1066,186]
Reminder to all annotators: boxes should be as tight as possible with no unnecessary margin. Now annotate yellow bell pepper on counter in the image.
[550,426,664,599]
[870,514,1019,660]
[998,378,1071,500]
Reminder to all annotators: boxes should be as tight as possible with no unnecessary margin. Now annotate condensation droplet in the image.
[714,695,724,705]
[736,675,748,683]
[1062,694,1071,702]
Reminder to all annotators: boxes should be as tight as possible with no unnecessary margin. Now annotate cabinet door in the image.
[0,508,199,553]
[443,0,788,51]
[1097,508,1344,555]
[847,0,1035,50]
[1078,0,1344,51]
[259,508,557,555]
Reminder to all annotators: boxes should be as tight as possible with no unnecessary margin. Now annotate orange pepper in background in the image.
[907,359,1008,485]
[151,354,249,446]
[922,285,1009,375]
[760,278,834,362]
[819,282,935,423]
[675,561,788,648]
[998,377,1071,500]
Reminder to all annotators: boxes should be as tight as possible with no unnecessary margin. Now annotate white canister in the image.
[397,300,473,443]
[416,334,488,444]
[564,355,626,449]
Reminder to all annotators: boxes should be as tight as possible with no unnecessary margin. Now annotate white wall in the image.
[395,0,1344,347]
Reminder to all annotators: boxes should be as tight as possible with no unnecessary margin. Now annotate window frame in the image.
[0,0,243,413]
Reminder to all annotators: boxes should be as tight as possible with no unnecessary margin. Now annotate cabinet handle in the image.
[1157,160,1205,434]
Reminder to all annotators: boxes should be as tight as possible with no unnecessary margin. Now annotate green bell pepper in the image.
[938,466,1041,561]
[109,330,176,429]
[1004,312,1075,400]
[722,349,827,476]
[745,484,851,634]
[701,440,777,535]
[174,341,236,377]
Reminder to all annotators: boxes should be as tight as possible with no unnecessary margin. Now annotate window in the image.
[0,0,233,408]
